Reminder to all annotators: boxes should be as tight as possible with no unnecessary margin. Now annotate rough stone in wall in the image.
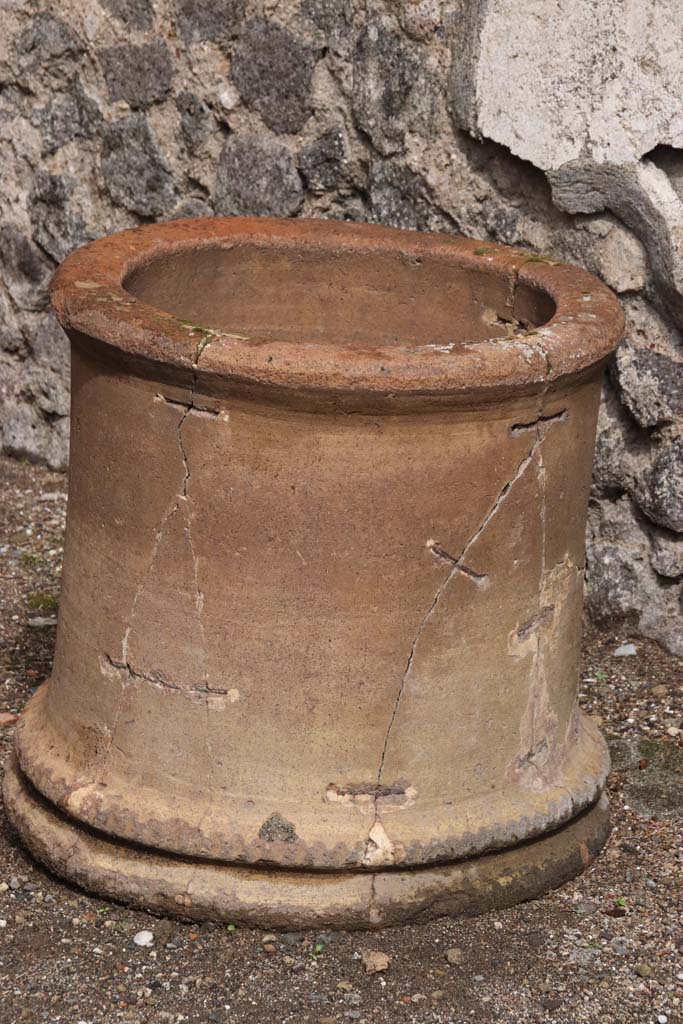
[98,40,174,109]
[215,134,304,216]
[232,19,319,134]
[101,115,177,216]
[0,0,680,652]
[300,127,347,192]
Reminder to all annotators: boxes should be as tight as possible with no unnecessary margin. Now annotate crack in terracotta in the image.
[101,654,229,696]
[510,409,568,434]
[367,406,572,863]
[103,339,222,782]
[509,405,584,801]
[157,394,221,417]
[427,542,490,587]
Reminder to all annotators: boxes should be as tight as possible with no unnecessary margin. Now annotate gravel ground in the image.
[0,453,681,1024]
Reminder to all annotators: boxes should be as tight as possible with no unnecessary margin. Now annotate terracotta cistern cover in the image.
[4,218,624,928]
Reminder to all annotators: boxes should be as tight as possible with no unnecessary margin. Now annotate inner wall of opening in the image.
[124,244,556,349]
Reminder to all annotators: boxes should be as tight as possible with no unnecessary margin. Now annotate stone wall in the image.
[1,0,681,652]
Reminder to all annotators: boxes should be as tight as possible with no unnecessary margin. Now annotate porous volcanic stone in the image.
[214,135,303,216]
[34,81,101,155]
[300,127,347,192]
[232,19,318,134]
[174,0,245,47]
[17,12,83,70]
[98,41,173,109]
[101,115,176,217]
[98,0,154,29]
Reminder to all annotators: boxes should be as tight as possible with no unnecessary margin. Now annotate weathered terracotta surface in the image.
[4,218,624,927]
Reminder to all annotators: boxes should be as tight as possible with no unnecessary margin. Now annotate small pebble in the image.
[541,996,562,1011]
[133,931,154,947]
[153,920,174,945]
[613,643,637,656]
[361,949,390,974]
[445,947,463,965]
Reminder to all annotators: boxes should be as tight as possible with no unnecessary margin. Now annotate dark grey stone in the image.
[615,341,683,429]
[0,224,52,311]
[99,41,173,109]
[97,0,154,30]
[34,81,101,155]
[303,0,353,41]
[174,0,245,47]
[101,115,176,217]
[636,439,683,533]
[370,161,453,232]
[300,127,346,191]
[232,20,318,135]
[17,12,83,69]
[353,20,420,155]
[29,173,91,264]
[214,134,303,217]
[176,91,212,152]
